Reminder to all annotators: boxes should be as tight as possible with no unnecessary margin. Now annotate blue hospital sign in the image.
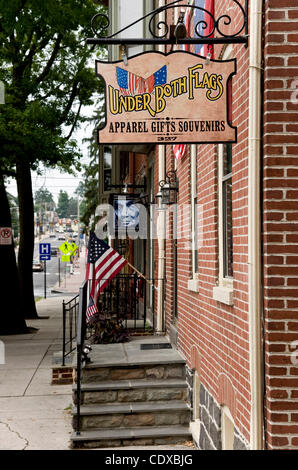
[39,243,51,260]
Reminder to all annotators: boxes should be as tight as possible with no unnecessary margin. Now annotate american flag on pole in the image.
[194,0,214,58]
[173,1,214,160]
[173,144,187,160]
[85,232,127,322]
[86,296,98,324]
[181,4,193,52]
[174,5,194,159]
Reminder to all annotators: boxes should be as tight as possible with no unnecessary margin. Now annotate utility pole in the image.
[44,202,47,235]
[77,196,80,251]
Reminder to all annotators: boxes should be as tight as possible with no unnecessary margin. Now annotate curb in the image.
[51,289,79,295]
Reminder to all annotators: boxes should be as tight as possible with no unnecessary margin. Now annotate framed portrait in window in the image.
[110,194,141,231]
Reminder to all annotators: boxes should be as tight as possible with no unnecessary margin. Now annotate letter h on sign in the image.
[40,243,50,254]
[39,243,51,260]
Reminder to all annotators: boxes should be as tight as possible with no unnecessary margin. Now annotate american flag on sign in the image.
[116,67,140,96]
[85,233,127,322]
[116,65,167,96]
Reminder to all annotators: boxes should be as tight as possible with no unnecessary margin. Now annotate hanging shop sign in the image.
[96,51,237,145]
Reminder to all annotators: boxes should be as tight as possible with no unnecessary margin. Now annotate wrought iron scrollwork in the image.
[90,0,248,45]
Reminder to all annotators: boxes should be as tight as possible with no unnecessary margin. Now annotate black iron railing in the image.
[74,274,158,435]
[98,274,155,331]
[62,295,79,366]
[76,280,88,436]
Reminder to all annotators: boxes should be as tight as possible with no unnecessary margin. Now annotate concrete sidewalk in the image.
[0,297,74,450]
[0,251,86,450]
[0,249,194,451]
[51,247,87,295]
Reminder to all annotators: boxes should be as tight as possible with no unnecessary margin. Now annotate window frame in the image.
[188,144,200,292]
[213,45,234,305]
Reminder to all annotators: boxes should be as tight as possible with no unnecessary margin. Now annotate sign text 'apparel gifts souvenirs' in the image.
[96,51,237,145]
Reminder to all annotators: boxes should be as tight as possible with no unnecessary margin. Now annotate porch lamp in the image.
[156,170,179,205]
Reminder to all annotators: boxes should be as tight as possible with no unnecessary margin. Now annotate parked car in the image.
[32,259,44,272]
[58,235,65,240]
[50,234,56,238]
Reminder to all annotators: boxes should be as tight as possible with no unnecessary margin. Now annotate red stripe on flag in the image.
[95,248,114,274]
[173,144,186,160]
[97,254,124,283]
[99,260,127,293]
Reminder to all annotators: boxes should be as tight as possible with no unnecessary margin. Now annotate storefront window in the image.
[103,146,112,191]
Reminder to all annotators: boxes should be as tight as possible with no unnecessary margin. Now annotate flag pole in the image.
[126,261,154,287]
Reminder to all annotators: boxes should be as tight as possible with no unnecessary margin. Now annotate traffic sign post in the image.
[44,260,47,299]
[39,243,51,299]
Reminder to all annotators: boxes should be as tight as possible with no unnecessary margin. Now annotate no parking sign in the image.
[0,227,12,245]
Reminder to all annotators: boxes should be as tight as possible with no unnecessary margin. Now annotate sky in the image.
[6,108,95,206]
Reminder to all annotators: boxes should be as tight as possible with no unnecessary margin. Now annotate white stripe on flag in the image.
[99,258,127,291]
[96,251,121,278]
[94,247,115,272]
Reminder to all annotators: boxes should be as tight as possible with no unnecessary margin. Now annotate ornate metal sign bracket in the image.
[87,0,248,48]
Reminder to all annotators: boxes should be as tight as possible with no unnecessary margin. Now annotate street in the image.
[33,235,70,299]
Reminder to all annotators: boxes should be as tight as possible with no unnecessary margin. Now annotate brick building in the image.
[95,0,298,450]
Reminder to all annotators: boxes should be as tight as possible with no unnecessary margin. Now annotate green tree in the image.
[67,196,78,218]
[80,156,99,233]
[0,173,27,334]
[0,0,106,323]
[57,190,69,218]
[34,188,55,212]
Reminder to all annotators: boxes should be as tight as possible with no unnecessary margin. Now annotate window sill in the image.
[188,279,199,292]
[213,285,234,306]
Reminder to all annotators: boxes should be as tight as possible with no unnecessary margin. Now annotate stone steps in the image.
[70,339,192,448]
[71,425,192,449]
[79,362,186,384]
[72,378,188,405]
[72,401,191,431]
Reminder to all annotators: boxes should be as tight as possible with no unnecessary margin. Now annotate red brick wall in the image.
[152,0,298,449]
[263,0,298,450]
[161,0,251,444]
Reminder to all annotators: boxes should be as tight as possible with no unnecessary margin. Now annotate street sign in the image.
[0,227,12,245]
[96,51,237,145]
[69,242,78,256]
[40,243,51,255]
[40,254,51,261]
[39,243,51,260]
[61,255,70,262]
[59,241,71,255]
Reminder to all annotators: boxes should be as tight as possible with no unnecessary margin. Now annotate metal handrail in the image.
[74,275,162,435]
[62,294,79,366]
[76,280,88,436]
